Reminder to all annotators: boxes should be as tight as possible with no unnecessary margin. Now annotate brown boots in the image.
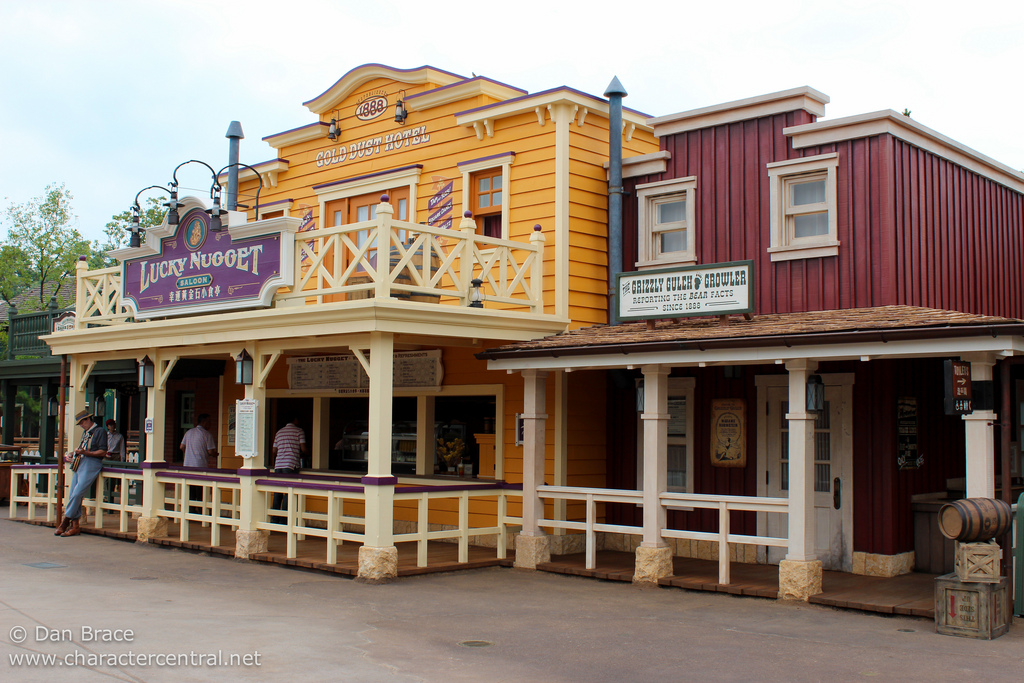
[54,517,71,536]
[60,519,81,537]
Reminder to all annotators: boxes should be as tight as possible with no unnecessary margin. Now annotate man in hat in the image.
[55,409,108,537]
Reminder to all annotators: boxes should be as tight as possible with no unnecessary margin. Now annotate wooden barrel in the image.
[938,498,1013,542]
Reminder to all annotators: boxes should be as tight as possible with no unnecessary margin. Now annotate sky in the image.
[1,0,1022,244]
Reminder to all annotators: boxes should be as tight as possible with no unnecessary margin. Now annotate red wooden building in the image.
[480,87,1024,599]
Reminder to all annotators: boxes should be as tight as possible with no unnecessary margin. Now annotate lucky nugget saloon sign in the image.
[119,200,297,319]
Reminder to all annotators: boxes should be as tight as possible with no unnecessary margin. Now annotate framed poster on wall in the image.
[711,398,746,467]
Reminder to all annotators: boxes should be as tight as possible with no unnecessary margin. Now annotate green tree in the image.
[0,244,31,306]
[92,196,166,268]
[3,183,88,311]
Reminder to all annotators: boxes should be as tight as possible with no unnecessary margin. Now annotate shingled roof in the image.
[478,306,1024,360]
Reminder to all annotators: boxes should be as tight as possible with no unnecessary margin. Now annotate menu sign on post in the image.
[287,350,443,393]
[235,399,258,459]
[943,360,973,415]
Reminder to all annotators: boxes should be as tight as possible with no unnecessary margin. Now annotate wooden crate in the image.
[954,541,1001,583]
[934,573,1010,639]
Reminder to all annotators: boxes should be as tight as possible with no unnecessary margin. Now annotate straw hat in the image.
[74,409,93,425]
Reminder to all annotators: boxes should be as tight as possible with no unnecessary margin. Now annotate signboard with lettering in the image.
[287,350,443,393]
[51,311,76,333]
[235,399,258,458]
[897,397,921,470]
[711,398,746,467]
[943,360,973,415]
[119,201,297,319]
[617,261,754,320]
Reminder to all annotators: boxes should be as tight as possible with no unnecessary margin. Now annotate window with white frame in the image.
[767,153,839,261]
[458,153,514,239]
[637,377,695,492]
[636,177,697,268]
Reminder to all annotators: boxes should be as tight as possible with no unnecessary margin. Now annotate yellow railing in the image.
[76,262,133,326]
[9,464,144,534]
[155,472,242,546]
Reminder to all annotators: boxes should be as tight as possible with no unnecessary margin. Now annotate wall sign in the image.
[711,398,746,467]
[618,260,754,321]
[51,311,76,333]
[315,126,431,167]
[428,177,454,231]
[119,201,296,319]
[235,399,258,458]
[943,360,973,415]
[287,350,443,393]
[897,397,922,470]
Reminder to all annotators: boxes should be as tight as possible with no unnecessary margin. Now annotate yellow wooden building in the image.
[30,64,657,579]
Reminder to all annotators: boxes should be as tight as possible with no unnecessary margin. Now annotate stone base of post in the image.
[136,516,168,543]
[633,545,673,584]
[778,559,823,601]
[357,546,398,583]
[234,529,270,559]
[514,534,551,569]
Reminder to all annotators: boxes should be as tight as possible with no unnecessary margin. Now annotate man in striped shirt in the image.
[271,416,307,522]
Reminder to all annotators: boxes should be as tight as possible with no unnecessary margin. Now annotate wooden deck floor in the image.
[15,516,513,577]
[538,551,937,619]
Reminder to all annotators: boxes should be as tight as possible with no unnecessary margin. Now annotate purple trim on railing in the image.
[156,472,241,484]
[12,463,58,470]
[262,122,328,142]
[453,85,651,119]
[361,475,398,486]
[311,164,424,192]
[399,483,507,493]
[157,465,224,474]
[301,64,467,107]
[265,471,363,483]
[255,479,364,493]
[102,467,143,474]
[457,151,516,168]
[404,76,527,103]
[238,468,271,476]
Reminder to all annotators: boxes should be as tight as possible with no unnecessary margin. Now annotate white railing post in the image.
[529,225,546,312]
[718,501,730,585]
[375,197,394,299]
[585,493,596,570]
[459,491,470,563]
[74,258,88,328]
[459,212,477,305]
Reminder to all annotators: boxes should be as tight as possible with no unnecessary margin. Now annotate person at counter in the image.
[105,419,126,461]
[271,415,307,523]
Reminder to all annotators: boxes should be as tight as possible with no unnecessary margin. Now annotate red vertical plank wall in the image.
[889,139,1024,318]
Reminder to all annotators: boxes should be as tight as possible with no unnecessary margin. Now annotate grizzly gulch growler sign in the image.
[120,204,296,319]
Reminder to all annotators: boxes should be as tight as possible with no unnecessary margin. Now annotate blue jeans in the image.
[272,468,300,520]
[65,456,103,520]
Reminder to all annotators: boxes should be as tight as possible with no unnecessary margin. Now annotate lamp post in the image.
[128,185,172,248]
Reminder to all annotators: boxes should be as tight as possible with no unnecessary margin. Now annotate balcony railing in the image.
[74,199,547,328]
[6,301,73,359]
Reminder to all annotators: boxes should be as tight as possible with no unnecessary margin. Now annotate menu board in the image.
[288,350,443,393]
[235,399,258,458]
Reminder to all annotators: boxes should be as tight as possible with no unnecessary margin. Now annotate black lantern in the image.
[207,185,224,232]
[94,394,106,418]
[469,278,484,308]
[165,182,181,225]
[806,374,825,413]
[636,379,645,412]
[394,94,408,124]
[48,395,60,417]
[129,204,142,248]
[138,356,155,388]
[235,349,254,386]
[327,117,339,141]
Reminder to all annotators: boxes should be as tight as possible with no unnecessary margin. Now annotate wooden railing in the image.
[536,485,789,585]
[74,199,547,327]
[76,262,132,326]
[155,470,242,546]
[8,463,144,533]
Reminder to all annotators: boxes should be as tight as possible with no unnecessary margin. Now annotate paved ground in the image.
[1,519,1022,682]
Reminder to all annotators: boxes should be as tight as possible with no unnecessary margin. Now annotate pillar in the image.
[235,346,269,557]
[137,353,169,542]
[779,359,822,600]
[1,379,16,445]
[515,369,550,568]
[39,384,56,463]
[358,332,397,581]
[311,397,329,470]
[415,395,435,476]
[963,355,997,498]
[635,365,673,583]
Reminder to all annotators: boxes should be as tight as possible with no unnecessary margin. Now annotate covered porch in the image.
[480,306,1024,600]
